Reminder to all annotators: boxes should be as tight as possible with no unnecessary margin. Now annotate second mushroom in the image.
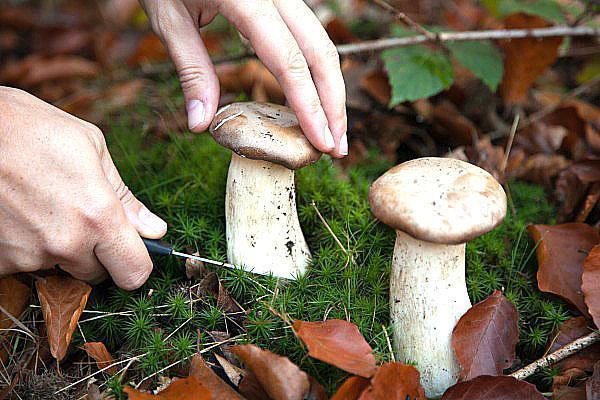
[369,157,507,398]
[209,102,321,279]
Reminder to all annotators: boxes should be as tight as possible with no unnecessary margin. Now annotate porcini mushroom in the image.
[369,157,506,398]
[209,102,321,279]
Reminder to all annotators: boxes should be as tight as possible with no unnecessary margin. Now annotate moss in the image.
[78,95,570,393]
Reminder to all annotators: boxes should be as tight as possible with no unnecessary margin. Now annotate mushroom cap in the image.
[369,157,507,244]
[209,102,321,170]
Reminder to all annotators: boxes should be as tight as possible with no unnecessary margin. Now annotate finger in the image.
[154,3,220,132]
[100,150,167,239]
[273,0,348,157]
[220,1,335,153]
[60,256,108,285]
[93,204,154,290]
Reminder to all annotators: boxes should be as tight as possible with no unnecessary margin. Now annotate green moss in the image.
[81,93,569,392]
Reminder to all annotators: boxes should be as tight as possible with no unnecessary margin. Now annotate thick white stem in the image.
[390,230,471,398]
[225,153,311,279]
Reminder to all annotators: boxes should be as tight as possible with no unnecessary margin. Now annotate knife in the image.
[142,238,236,270]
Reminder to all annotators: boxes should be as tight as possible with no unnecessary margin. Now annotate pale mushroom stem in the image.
[226,153,311,279]
[390,230,471,398]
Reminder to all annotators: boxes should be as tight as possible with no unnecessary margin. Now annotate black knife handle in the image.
[142,238,174,256]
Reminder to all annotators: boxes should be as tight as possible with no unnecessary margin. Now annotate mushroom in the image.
[368,157,506,398]
[209,102,321,279]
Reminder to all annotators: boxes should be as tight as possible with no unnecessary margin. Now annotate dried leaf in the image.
[358,363,426,400]
[185,252,208,280]
[189,354,245,400]
[22,56,99,88]
[359,70,391,106]
[36,276,92,361]
[499,13,562,104]
[239,369,270,400]
[549,317,600,374]
[587,361,600,400]
[83,342,116,375]
[431,100,479,146]
[553,385,587,400]
[214,353,243,386]
[583,245,600,329]
[127,33,169,66]
[555,162,600,222]
[231,344,310,400]
[441,375,545,399]
[124,376,211,399]
[306,375,328,400]
[198,272,244,316]
[0,276,30,330]
[331,376,370,400]
[293,319,377,377]
[528,223,599,317]
[0,275,31,364]
[452,290,519,380]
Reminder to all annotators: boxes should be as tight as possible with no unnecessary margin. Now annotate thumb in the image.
[158,11,220,133]
[101,151,167,239]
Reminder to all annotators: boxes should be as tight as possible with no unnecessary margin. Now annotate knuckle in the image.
[80,194,119,230]
[321,40,340,66]
[45,236,83,260]
[120,261,153,290]
[177,65,210,91]
[281,49,309,80]
[86,126,107,154]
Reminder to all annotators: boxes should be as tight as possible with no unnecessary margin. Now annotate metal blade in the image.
[171,251,237,270]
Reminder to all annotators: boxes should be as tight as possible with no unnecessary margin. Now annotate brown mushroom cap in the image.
[369,157,507,245]
[209,102,321,170]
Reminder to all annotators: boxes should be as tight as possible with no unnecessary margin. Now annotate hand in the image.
[139,0,348,157]
[0,87,167,289]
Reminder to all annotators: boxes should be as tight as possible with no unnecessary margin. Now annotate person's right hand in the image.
[0,87,167,289]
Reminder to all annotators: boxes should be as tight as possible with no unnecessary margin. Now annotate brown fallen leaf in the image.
[588,361,600,399]
[0,276,30,330]
[0,276,31,363]
[239,369,271,400]
[533,91,600,126]
[431,100,479,146]
[124,376,211,399]
[499,13,562,104]
[293,319,377,378]
[214,353,244,386]
[306,375,328,400]
[583,245,600,329]
[83,342,117,375]
[189,354,245,400]
[441,375,545,399]
[36,275,92,361]
[198,272,245,316]
[555,162,600,223]
[452,290,519,380]
[549,317,600,375]
[325,17,358,44]
[232,344,310,400]
[331,376,370,400]
[359,70,391,106]
[358,363,426,400]
[552,385,586,400]
[528,223,599,317]
[127,33,169,67]
[21,56,99,88]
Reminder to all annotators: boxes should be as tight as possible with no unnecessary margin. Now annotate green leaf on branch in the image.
[382,45,453,105]
[482,0,566,23]
[446,40,503,91]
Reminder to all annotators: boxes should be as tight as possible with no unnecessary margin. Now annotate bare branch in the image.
[510,331,600,380]
[337,25,600,55]
[369,0,437,40]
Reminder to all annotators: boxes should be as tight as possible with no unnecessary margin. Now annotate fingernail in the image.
[339,133,348,155]
[323,125,335,150]
[186,100,205,130]
[139,207,167,235]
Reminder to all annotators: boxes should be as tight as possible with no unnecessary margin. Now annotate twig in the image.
[369,0,437,40]
[311,201,348,255]
[510,331,600,380]
[337,25,599,54]
[500,113,520,174]
[382,324,395,363]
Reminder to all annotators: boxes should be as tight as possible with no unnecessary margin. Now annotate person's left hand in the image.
[138,0,348,158]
